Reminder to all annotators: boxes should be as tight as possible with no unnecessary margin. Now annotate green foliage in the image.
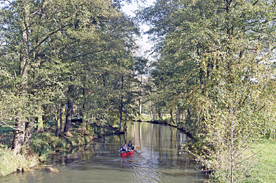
[135,114,152,121]
[0,127,13,134]
[31,133,55,155]
[0,0,147,156]
[31,131,89,153]
[140,0,276,182]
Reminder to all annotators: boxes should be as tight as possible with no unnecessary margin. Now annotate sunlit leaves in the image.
[141,0,276,181]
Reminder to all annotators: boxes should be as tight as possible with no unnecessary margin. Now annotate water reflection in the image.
[1,122,207,183]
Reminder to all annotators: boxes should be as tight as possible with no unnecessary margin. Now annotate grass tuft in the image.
[0,148,38,177]
[241,139,276,183]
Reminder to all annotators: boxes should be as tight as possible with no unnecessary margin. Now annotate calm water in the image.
[1,122,207,183]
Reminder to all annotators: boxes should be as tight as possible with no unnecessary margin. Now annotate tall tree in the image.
[140,0,276,181]
[0,0,119,153]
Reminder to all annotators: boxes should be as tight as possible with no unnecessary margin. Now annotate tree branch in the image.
[29,25,67,55]
[0,121,23,132]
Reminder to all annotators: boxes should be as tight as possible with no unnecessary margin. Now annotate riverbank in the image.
[241,139,276,183]
[135,115,193,138]
[2,120,274,182]
[0,122,207,183]
[0,148,39,176]
[135,116,276,182]
[0,123,122,177]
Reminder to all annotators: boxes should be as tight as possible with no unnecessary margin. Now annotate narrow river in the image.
[1,122,207,183]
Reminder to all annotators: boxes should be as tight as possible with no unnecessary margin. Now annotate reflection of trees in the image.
[131,122,196,170]
[139,122,143,150]
[119,135,122,148]
[128,122,143,149]
[132,122,135,141]
[107,123,197,171]
[11,122,204,183]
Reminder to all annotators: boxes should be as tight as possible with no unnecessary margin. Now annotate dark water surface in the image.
[1,122,207,183]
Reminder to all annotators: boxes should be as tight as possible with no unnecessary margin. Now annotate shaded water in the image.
[1,122,207,183]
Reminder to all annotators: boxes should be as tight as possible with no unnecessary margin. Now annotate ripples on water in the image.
[1,122,207,183]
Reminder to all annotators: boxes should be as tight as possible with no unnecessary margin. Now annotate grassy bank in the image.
[242,139,276,183]
[0,129,93,177]
[0,148,39,176]
[133,118,276,182]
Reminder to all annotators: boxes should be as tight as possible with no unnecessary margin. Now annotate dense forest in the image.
[1,0,276,182]
[141,0,276,182]
[0,0,148,153]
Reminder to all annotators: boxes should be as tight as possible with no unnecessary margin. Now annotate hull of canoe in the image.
[121,150,134,156]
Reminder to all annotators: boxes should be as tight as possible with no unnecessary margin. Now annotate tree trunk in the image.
[37,110,44,132]
[178,109,181,123]
[11,119,25,155]
[170,109,175,123]
[175,108,178,124]
[139,76,143,115]
[64,81,74,134]
[61,104,66,132]
[159,110,161,120]
[64,100,73,133]
[56,104,61,136]
[119,98,123,131]
[24,117,35,153]
[82,114,87,130]
[138,98,141,115]
[82,86,87,131]
[123,107,127,131]
[186,109,191,121]
[12,3,29,154]
[119,75,124,132]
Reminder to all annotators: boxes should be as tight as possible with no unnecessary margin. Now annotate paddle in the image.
[133,145,140,155]
[134,149,140,155]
